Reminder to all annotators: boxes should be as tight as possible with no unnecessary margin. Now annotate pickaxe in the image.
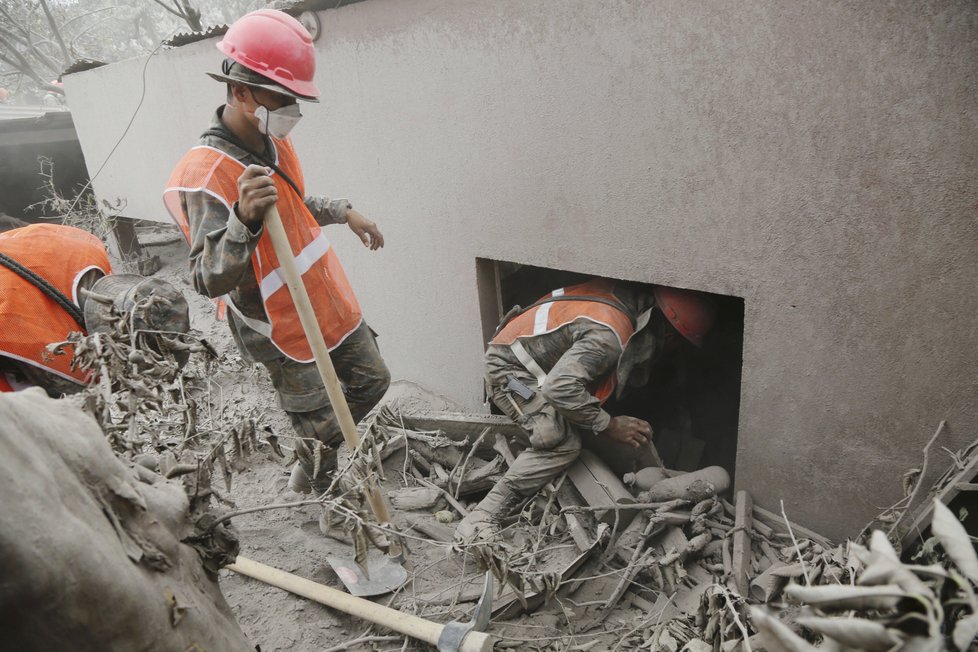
[229,555,493,652]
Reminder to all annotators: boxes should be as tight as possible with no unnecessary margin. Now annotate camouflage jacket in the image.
[485,320,624,435]
[182,108,352,361]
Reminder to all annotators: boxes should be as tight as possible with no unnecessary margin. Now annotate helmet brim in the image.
[206,71,320,103]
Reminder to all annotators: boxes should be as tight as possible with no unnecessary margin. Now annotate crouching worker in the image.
[0,224,191,395]
[164,10,390,497]
[455,278,717,545]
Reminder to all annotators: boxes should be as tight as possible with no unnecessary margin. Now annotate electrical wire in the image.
[63,31,176,219]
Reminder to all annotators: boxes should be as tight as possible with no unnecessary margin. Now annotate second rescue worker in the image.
[164,10,390,497]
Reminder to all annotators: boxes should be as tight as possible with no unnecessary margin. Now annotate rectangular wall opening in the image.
[476,259,745,481]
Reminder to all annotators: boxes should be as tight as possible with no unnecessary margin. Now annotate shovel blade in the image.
[326,552,408,597]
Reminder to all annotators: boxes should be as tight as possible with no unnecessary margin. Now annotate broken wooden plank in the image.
[416,477,469,516]
[564,513,591,552]
[389,487,442,511]
[899,440,978,550]
[752,504,833,549]
[567,449,637,528]
[393,411,523,442]
[732,490,753,597]
[614,512,649,562]
[454,456,505,496]
[493,525,609,619]
[405,515,455,543]
[409,580,488,606]
[555,481,594,552]
[382,427,467,468]
[492,433,516,467]
[629,590,681,622]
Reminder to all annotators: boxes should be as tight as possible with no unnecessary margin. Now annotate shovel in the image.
[264,204,407,596]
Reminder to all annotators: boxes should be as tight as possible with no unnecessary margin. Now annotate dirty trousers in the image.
[485,369,594,498]
[486,367,658,498]
[261,321,391,447]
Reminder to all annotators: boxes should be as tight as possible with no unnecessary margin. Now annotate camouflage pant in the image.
[486,365,657,497]
[261,321,391,447]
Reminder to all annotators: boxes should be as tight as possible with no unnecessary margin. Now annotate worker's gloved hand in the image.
[601,415,652,449]
[236,164,278,231]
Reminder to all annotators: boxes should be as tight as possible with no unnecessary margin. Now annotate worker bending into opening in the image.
[164,10,390,496]
[455,278,717,544]
[0,224,189,395]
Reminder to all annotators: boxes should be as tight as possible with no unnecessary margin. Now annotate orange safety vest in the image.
[163,138,362,362]
[0,224,111,389]
[491,279,635,404]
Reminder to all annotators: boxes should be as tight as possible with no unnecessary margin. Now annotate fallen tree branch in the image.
[780,499,810,586]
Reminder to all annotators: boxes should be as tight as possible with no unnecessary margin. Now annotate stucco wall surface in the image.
[66,0,977,539]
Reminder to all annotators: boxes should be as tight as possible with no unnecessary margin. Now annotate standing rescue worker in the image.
[0,224,190,395]
[164,10,390,496]
[455,278,718,544]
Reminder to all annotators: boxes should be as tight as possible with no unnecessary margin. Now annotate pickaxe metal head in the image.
[436,571,493,652]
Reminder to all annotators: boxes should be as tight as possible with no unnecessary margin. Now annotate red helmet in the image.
[653,285,718,347]
[216,9,320,100]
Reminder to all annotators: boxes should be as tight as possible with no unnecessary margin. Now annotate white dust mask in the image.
[255,103,302,140]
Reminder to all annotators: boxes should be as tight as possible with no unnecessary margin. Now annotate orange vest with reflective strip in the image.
[491,279,634,404]
[163,138,362,362]
[0,224,111,389]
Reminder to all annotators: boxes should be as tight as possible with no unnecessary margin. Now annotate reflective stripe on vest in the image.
[164,138,362,362]
[0,224,111,384]
[490,279,635,404]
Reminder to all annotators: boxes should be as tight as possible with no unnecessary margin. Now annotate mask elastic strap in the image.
[635,307,654,332]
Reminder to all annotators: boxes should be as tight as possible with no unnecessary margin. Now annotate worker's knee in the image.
[287,407,342,447]
[525,405,575,451]
[361,362,391,404]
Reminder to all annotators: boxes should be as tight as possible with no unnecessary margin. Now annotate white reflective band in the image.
[222,294,272,338]
[259,231,331,299]
[533,287,564,334]
[0,352,83,385]
[2,371,32,391]
[510,340,548,388]
[71,264,104,307]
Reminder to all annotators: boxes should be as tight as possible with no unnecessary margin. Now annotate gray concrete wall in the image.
[66,0,978,539]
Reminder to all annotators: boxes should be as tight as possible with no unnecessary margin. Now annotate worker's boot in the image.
[454,482,525,546]
[287,462,313,493]
[289,439,338,496]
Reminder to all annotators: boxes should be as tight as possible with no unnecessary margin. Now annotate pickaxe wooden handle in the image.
[263,206,395,542]
[229,556,494,652]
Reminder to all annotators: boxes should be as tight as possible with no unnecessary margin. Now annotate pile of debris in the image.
[11,298,975,652]
[752,506,978,652]
[343,404,978,652]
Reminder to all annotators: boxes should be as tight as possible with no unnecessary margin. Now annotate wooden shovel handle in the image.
[263,206,393,527]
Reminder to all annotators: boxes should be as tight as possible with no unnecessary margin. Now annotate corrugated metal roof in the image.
[164,24,230,48]
[62,59,107,76]
[162,0,366,48]
[268,0,365,14]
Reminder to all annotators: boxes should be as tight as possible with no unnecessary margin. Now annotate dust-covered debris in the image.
[0,389,252,651]
[19,237,973,652]
[754,503,978,651]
